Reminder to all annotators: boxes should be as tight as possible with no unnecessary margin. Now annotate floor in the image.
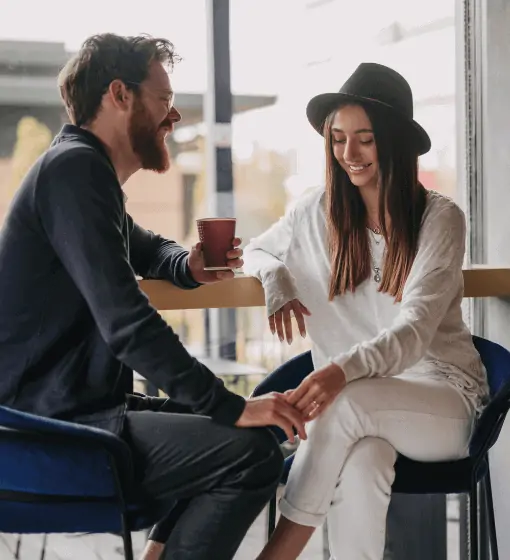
[0,498,460,559]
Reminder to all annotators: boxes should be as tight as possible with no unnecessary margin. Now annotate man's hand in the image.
[286,362,347,420]
[269,299,311,344]
[235,393,307,443]
[188,237,243,284]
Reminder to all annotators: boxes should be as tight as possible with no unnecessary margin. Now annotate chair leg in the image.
[39,534,47,560]
[484,471,499,560]
[267,494,277,541]
[14,535,22,559]
[121,514,134,560]
[469,484,479,560]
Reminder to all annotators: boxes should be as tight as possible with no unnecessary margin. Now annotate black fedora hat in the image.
[306,63,431,155]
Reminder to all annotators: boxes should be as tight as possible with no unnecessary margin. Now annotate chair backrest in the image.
[0,405,133,500]
[0,406,143,536]
[473,335,510,396]
[470,336,510,457]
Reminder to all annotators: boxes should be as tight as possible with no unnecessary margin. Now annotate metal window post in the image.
[204,0,237,361]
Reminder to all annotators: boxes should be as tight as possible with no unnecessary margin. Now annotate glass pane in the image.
[0,0,465,558]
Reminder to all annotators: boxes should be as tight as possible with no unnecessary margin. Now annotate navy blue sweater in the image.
[0,125,245,433]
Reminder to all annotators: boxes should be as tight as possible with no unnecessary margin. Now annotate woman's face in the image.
[331,104,379,190]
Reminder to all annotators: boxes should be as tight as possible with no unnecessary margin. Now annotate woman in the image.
[243,63,489,560]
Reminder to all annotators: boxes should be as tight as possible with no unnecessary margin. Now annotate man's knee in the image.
[231,427,284,487]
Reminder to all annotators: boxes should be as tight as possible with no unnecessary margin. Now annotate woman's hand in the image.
[269,299,311,344]
[286,362,347,420]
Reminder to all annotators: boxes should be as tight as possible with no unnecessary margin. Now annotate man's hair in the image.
[58,33,180,127]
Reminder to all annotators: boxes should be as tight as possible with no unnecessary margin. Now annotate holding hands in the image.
[286,362,347,420]
[238,363,347,442]
[236,392,307,443]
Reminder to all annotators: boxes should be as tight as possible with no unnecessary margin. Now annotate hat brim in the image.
[306,92,431,156]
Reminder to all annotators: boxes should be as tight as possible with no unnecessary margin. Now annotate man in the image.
[0,33,306,560]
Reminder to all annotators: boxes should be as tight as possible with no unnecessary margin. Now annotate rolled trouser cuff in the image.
[278,497,326,528]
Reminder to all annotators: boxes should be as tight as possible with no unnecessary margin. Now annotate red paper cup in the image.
[196,218,237,270]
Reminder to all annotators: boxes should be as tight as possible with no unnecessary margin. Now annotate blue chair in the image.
[0,406,164,559]
[254,336,510,560]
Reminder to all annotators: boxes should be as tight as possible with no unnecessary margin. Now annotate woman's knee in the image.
[308,381,371,439]
[336,378,377,408]
[341,437,397,486]
[326,378,382,427]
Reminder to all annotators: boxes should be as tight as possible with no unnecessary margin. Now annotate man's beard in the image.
[128,98,171,173]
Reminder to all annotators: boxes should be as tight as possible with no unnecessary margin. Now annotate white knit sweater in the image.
[243,188,489,413]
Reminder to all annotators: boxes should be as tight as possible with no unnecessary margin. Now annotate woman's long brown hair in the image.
[325,102,427,302]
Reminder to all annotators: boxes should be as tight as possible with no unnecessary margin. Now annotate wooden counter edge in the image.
[140,267,510,310]
[463,267,510,298]
[139,276,265,310]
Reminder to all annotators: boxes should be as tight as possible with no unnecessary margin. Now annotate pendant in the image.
[374,268,381,283]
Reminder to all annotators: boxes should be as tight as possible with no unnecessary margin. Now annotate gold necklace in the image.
[367,219,382,235]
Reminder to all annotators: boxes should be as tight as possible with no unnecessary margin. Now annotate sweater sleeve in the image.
[243,206,300,315]
[127,215,200,289]
[36,148,245,425]
[333,201,466,383]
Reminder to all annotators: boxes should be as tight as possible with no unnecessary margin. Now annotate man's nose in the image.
[169,106,182,123]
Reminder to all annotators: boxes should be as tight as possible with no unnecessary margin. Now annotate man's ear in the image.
[107,80,132,111]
